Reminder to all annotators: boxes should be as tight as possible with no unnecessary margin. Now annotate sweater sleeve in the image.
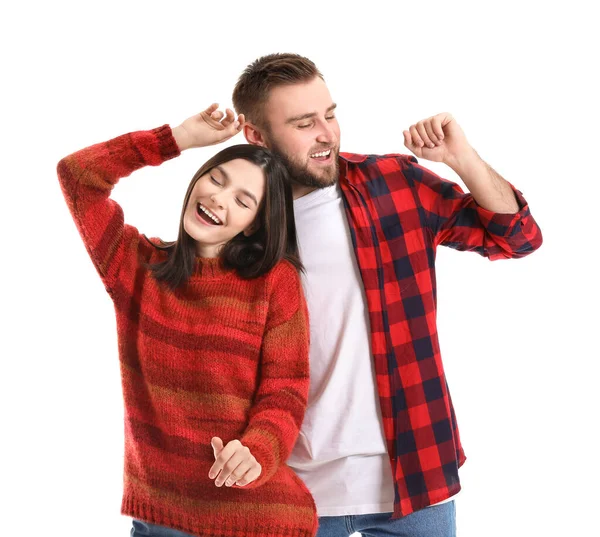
[57,126,180,294]
[239,262,310,489]
[401,156,543,260]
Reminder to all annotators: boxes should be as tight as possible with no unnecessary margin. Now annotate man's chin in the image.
[303,160,339,188]
[267,141,340,188]
[292,170,337,189]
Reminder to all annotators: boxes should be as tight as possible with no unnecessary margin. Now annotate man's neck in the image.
[292,184,319,200]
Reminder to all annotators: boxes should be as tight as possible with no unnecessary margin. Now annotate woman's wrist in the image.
[171,124,192,152]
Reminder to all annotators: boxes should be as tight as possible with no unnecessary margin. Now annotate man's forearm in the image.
[447,148,520,214]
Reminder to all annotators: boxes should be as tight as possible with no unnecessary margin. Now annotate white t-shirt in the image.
[288,184,395,516]
[288,183,454,517]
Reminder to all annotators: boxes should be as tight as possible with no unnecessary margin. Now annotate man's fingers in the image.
[423,120,441,146]
[415,122,434,148]
[431,115,445,141]
[437,112,453,129]
[409,125,424,148]
[403,130,424,158]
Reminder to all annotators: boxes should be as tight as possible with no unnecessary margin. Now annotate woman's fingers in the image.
[214,449,247,486]
[210,440,255,486]
[210,109,225,122]
[220,108,235,127]
[223,460,252,487]
[207,106,244,138]
[208,438,260,487]
[235,463,262,487]
[209,439,237,479]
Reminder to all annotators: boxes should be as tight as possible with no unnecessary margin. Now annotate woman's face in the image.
[183,159,266,258]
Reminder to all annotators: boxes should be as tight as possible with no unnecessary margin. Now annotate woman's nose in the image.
[210,193,225,209]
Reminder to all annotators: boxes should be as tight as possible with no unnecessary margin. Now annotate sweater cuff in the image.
[150,124,181,162]
[238,430,277,489]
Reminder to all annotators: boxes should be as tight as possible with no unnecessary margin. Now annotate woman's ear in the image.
[243,219,260,237]
[244,123,267,147]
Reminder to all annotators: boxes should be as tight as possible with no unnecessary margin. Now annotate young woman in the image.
[57,104,318,537]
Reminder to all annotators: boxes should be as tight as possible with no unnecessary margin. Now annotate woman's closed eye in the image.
[236,198,249,209]
[210,176,222,186]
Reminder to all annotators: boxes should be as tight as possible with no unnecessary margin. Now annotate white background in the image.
[1,1,598,536]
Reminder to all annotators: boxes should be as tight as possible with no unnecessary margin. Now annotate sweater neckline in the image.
[192,256,231,280]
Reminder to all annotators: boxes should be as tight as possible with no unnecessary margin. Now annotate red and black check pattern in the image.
[338,152,542,518]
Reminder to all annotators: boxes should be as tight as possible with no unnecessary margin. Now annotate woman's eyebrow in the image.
[215,166,259,206]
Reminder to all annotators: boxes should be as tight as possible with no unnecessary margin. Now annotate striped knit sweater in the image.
[57,126,318,537]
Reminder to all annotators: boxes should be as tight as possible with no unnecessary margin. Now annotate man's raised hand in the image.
[403,113,475,169]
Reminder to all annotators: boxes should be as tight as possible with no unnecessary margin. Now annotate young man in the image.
[231,53,542,537]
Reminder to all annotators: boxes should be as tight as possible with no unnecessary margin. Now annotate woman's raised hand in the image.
[172,104,246,151]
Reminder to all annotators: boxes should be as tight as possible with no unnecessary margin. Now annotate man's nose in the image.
[315,120,336,144]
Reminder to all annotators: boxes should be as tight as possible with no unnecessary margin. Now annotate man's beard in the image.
[268,140,340,189]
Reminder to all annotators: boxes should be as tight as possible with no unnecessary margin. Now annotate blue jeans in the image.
[130,501,455,537]
[316,502,455,537]
[131,520,194,537]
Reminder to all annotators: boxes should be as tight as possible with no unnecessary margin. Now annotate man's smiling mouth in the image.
[310,149,331,159]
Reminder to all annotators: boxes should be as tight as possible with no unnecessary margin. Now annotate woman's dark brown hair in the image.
[149,144,302,289]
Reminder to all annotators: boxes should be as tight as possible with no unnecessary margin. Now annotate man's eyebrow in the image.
[214,165,259,206]
[285,103,337,124]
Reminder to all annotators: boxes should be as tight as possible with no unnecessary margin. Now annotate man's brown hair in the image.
[232,53,323,129]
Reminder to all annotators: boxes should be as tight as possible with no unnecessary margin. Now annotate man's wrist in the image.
[445,146,481,176]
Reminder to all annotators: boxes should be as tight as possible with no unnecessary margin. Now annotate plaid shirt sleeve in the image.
[400,156,543,260]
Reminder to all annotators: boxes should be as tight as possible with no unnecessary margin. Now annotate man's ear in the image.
[244,123,267,147]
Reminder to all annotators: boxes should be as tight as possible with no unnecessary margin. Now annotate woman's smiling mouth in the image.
[196,202,223,225]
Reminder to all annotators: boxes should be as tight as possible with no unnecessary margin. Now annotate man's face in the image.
[261,77,341,189]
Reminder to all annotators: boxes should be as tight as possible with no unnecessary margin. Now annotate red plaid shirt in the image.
[337,152,542,518]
